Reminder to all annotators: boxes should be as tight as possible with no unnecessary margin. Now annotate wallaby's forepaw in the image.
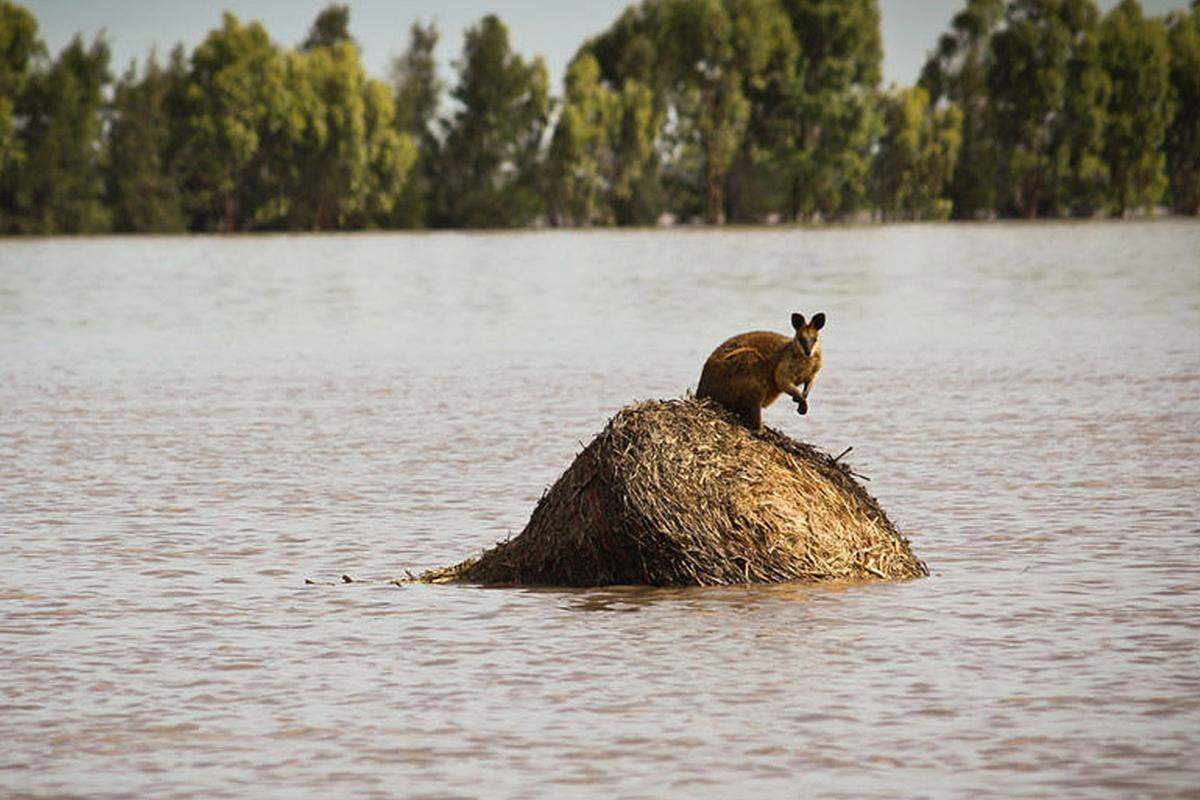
[795,396,808,415]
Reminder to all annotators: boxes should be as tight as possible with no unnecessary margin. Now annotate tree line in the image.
[0,0,1196,233]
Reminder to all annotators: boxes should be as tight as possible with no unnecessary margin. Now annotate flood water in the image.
[2,222,1198,798]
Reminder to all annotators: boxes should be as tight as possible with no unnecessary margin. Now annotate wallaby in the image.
[696,312,825,431]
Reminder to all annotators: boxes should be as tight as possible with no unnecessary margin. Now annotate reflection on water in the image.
[1,222,1198,798]
[550,581,863,613]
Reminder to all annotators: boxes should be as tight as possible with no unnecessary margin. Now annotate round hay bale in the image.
[421,398,927,587]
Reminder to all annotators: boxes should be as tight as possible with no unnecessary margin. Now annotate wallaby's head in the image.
[790,312,826,357]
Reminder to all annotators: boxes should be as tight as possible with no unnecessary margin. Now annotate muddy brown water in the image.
[2,223,1198,798]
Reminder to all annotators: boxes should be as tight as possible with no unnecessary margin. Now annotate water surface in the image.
[2,223,1198,797]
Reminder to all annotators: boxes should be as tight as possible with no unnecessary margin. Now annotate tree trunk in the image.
[704,158,722,225]
[223,192,237,233]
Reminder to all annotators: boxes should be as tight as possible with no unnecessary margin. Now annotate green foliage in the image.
[1100,0,1172,216]
[269,41,415,230]
[546,54,619,225]
[774,0,883,221]
[723,0,797,222]
[575,1,676,223]
[301,5,354,52]
[434,15,549,228]
[0,0,1196,232]
[106,54,186,232]
[608,78,666,224]
[574,0,880,223]
[171,6,413,232]
[359,80,418,227]
[1057,21,1110,216]
[1165,6,1200,214]
[283,2,403,226]
[919,0,1003,218]
[391,22,441,227]
[0,0,40,177]
[392,22,440,139]
[544,53,667,227]
[657,0,751,223]
[988,0,1109,218]
[174,13,289,231]
[8,34,111,233]
[872,86,962,220]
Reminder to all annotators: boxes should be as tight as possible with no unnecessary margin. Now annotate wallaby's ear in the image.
[791,312,806,330]
[811,312,826,330]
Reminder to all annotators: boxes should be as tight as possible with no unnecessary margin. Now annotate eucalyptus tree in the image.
[919,0,1003,218]
[391,22,442,227]
[606,77,664,224]
[301,4,353,52]
[571,1,668,224]
[393,22,440,139]
[545,53,665,227]
[105,53,187,232]
[355,79,418,228]
[655,0,751,223]
[987,0,1108,218]
[871,86,962,220]
[1057,17,1110,216]
[1165,3,1200,214]
[1100,0,1172,216]
[574,0,678,224]
[0,0,40,182]
[545,53,619,225]
[174,13,289,231]
[273,40,415,230]
[575,0,798,224]
[770,0,883,221]
[434,15,549,228]
[723,0,797,222]
[9,34,110,233]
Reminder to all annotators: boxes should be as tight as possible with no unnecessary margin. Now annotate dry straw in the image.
[421,397,927,587]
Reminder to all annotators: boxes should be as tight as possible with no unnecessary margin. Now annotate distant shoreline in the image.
[1,214,1194,240]
[4,3,1197,236]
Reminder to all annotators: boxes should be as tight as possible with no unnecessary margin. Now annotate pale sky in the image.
[23,0,1192,90]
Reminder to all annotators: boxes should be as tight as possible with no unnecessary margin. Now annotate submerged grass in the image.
[421,397,927,587]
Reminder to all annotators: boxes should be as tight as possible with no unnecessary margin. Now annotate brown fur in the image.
[696,312,825,430]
